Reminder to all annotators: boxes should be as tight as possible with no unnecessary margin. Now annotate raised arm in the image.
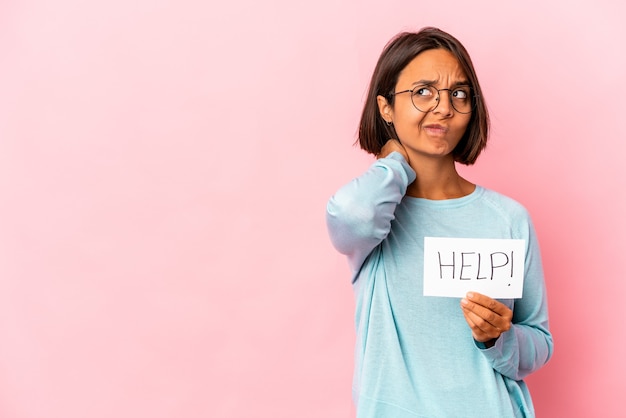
[326,145,415,279]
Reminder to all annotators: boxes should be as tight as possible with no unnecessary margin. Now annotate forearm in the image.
[476,216,554,380]
[326,152,415,274]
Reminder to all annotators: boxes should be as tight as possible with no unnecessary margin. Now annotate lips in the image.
[423,124,449,135]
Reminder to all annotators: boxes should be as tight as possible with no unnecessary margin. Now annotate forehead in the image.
[397,48,467,86]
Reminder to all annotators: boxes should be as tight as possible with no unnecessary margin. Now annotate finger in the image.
[461,298,511,332]
[462,304,500,333]
[378,139,409,161]
[466,292,513,319]
[461,309,495,341]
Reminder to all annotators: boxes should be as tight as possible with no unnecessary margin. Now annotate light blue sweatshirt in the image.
[326,152,553,418]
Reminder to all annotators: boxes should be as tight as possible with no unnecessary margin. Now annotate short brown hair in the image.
[358,27,489,165]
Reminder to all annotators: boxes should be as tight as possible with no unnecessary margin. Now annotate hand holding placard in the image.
[460,292,514,345]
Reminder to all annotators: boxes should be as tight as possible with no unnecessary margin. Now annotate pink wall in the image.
[1,1,624,417]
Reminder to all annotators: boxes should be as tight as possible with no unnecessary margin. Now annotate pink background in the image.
[1,1,624,417]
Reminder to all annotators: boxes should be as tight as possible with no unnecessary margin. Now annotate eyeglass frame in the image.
[390,84,477,114]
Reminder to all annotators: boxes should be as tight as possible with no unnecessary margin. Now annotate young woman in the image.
[326,27,553,417]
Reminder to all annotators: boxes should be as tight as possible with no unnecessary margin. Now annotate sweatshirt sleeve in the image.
[326,152,416,280]
[477,215,554,381]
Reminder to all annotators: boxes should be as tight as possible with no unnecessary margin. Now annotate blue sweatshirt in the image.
[326,152,553,418]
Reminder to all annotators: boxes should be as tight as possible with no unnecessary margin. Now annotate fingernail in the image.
[466,292,474,299]
[461,298,468,306]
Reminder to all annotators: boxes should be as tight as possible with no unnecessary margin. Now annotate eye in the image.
[452,88,470,99]
[414,85,434,97]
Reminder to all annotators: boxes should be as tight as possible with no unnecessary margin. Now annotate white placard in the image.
[423,237,526,299]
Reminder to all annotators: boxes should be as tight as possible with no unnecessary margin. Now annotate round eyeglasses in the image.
[392,84,476,114]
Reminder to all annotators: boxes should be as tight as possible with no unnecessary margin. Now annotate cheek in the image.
[393,109,428,137]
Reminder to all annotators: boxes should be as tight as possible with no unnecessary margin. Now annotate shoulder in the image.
[477,187,533,226]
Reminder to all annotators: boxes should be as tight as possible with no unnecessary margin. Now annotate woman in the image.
[326,27,553,417]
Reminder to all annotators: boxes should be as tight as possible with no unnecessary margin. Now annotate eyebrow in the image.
[411,79,471,87]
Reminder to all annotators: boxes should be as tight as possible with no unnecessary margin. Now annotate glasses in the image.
[392,84,475,114]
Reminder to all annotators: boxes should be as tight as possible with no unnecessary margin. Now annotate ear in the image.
[377,95,393,124]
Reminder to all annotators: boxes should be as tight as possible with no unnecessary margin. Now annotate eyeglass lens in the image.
[411,85,473,114]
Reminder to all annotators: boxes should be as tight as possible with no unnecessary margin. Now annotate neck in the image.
[405,154,475,200]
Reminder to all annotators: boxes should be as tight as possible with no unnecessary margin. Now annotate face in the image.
[377,48,472,161]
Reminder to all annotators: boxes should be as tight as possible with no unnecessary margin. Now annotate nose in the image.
[432,89,453,117]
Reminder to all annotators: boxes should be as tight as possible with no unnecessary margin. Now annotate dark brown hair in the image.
[358,27,489,165]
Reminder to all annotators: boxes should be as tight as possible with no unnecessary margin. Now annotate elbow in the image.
[326,197,383,255]
[517,327,554,380]
[543,329,555,365]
